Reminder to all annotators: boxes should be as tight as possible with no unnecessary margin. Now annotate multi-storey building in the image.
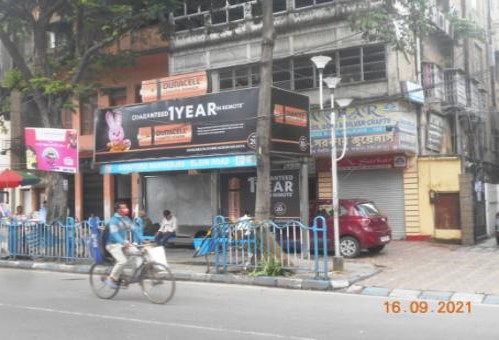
[158,0,496,243]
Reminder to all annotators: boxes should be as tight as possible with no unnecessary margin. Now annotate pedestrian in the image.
[105,201,144,288]
[154,210,177,246]
[38,201,47,223]
[13,205,27,224]
[133,210,155,243]
[0,202,11,219]
[236,210,252,232]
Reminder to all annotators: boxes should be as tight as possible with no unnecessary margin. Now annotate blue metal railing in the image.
[201,215,330,278]
[0,219,95,261]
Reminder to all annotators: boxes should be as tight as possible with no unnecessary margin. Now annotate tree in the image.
[0,0,179,222]
[254,0,275,223]
[349,0,486,56]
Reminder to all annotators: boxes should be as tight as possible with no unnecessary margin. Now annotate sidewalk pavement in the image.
[2,239,499,305]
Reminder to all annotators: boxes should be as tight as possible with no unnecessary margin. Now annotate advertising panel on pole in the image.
[271,87,310,155]
[220,170,300,221]
[25,128,78,173]
[310,100,418,157]
[140,71,208,103]
[94,87,310,163]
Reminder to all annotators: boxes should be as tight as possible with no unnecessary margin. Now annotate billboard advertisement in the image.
[271,87,310,155]
[94,87,310,163]
[140,71,208,103]
[25,128,79,173]
[310,100,418,157]
[220,170,300,221]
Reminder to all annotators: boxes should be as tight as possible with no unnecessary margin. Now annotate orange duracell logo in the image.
[274,105,307,127]
[154,123,193,145]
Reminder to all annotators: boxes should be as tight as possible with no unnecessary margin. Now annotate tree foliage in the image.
[0,0,180,221]
[349,0,486,55]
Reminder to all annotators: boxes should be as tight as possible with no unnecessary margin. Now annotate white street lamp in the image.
[311,56,332,111]
[322,77,349,272]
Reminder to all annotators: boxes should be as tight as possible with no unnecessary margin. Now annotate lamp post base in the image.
[333,256,344,272]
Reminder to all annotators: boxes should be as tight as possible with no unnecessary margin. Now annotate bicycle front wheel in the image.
[140,262,176,304]
[89,263,120,300]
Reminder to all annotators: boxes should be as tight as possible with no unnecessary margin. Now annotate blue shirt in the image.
[133,217,145,244]
[107,213,143,245]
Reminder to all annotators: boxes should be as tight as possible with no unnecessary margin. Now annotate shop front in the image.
[94,86,310,233]
[310,100,419,240]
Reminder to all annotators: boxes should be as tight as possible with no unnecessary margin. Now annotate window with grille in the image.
[295,0,334,9]
[217,45,385,91]
[174,1,288,32]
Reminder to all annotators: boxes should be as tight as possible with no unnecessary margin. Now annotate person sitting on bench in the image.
[155,210,177,246]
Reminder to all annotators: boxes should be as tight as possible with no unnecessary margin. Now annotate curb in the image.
[0,259,376,292]
[6,260,498,305]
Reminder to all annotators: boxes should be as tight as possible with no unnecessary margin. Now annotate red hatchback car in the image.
[310,199,392,258]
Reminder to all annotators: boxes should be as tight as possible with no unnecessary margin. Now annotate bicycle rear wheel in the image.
[140,262,175,304]
[89,263,120,300]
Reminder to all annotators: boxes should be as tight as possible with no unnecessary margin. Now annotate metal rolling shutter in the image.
[145,174,212,227]
[338,169,405,240]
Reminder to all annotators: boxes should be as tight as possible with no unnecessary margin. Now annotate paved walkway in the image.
[346,238,499,303]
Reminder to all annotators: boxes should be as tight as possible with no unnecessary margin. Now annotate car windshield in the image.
[355,202,382,216]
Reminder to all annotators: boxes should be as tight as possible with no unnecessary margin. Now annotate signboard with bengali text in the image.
[310,100,418,157]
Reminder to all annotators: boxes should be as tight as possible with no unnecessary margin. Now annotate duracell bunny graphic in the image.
[105,110,131,152]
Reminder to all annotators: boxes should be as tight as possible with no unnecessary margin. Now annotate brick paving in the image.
[351,238,499,295]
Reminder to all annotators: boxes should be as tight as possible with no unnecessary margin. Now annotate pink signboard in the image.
[25,128,78,173]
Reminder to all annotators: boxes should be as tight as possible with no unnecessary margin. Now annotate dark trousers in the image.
[155,232,176,246]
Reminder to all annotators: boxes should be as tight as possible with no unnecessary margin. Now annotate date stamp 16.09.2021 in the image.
[384,300,472,314]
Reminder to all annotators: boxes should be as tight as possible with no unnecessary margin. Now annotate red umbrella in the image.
[0,169,23,189]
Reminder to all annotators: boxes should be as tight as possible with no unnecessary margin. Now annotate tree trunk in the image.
[254,0,275,222]
[254,1,287,262]
[45,172,68,223]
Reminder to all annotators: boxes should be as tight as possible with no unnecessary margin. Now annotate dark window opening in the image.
[80,93,97,136]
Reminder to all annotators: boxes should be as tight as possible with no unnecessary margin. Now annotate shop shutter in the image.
[338,169,406,240]
[145,174,212,228]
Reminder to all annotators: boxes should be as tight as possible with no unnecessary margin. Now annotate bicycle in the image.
[89,244,176,304]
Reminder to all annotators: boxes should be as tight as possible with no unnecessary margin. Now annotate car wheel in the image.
[339,236,360,258]
[367,245,385,254]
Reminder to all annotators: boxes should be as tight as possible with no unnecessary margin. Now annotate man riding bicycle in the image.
[105,201,144,288]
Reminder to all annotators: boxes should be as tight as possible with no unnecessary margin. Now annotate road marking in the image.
[0,302,315,340]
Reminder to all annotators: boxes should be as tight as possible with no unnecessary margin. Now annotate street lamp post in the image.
[322,76,344,272]
[312,55,355,272]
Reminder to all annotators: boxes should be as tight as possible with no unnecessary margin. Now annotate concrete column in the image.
[211,171,219,218]
[74,173,83,221]
[460,173,475,245]
[103,174,115,220]
[131,172,141,216]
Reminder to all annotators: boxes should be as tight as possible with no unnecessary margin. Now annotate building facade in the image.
[13,0,494,244]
